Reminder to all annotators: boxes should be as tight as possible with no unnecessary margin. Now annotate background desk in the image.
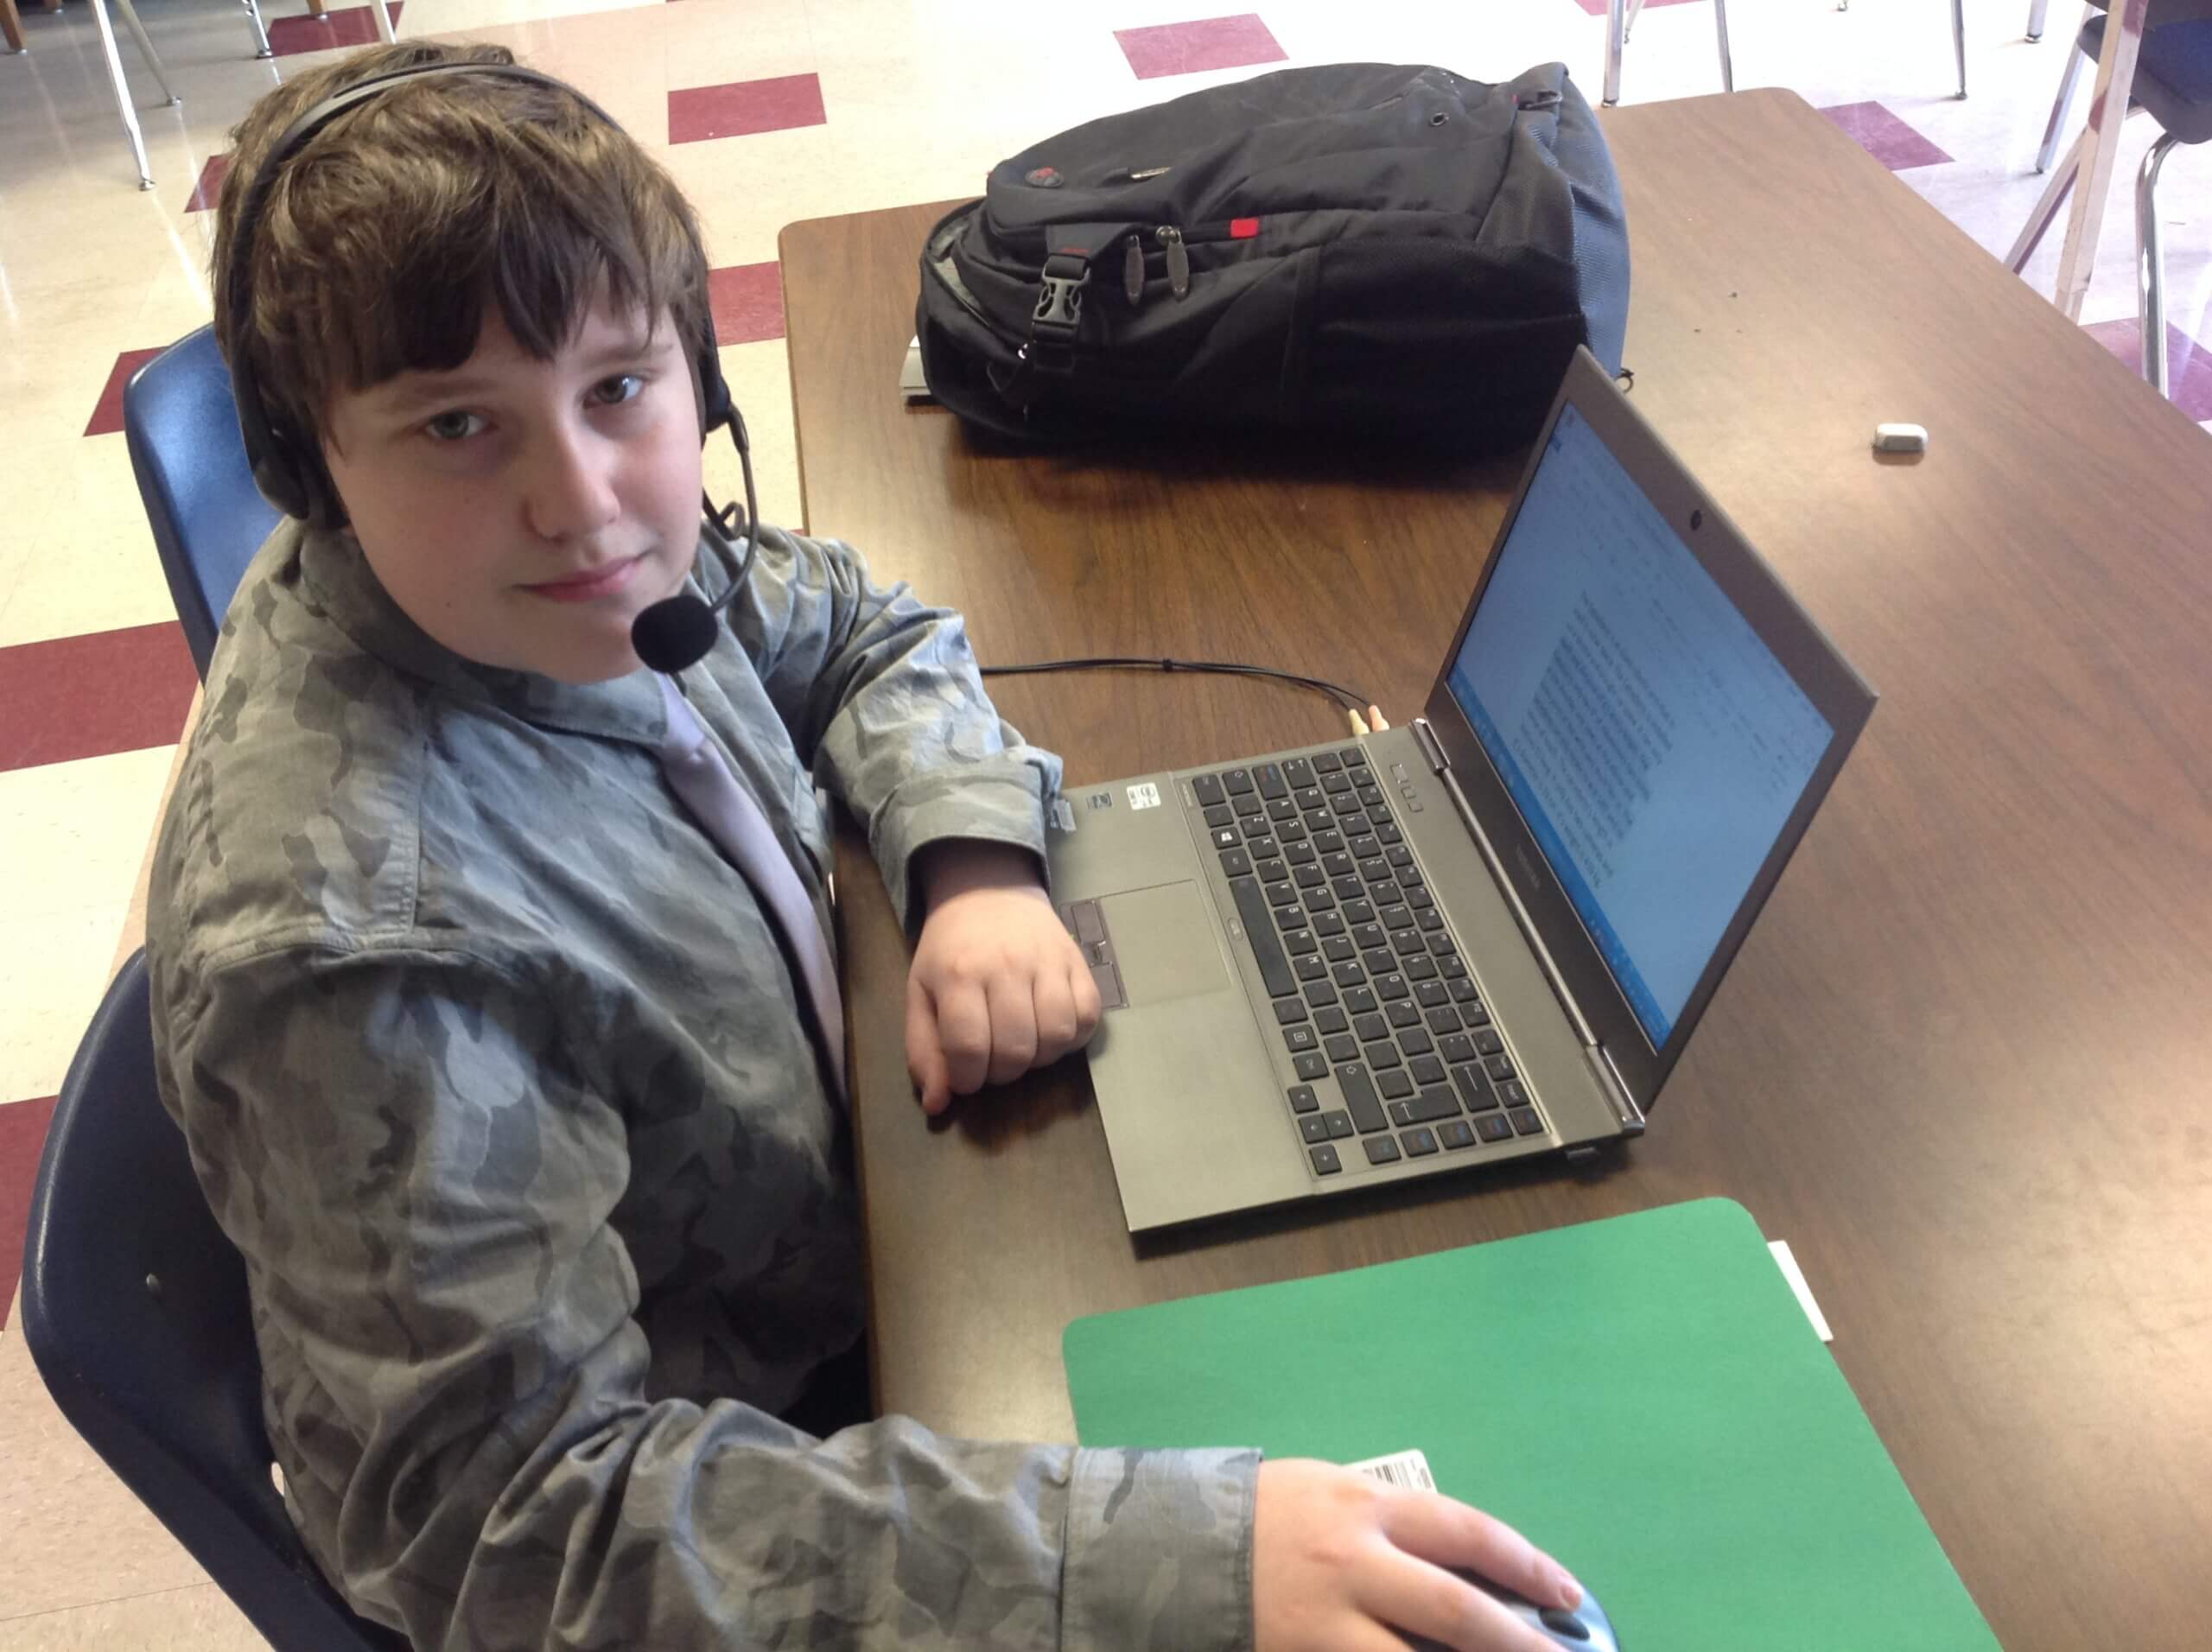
[779,89,2212,1652]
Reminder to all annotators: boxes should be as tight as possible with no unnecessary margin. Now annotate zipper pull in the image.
[1158,225,1190,298]
[1516,89,1563,111]
[1123,233,1146,307]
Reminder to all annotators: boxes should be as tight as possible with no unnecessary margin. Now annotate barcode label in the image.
[1346,1449,1437,1492]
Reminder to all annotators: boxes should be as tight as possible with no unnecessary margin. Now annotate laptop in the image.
[1046,347,1878,1232]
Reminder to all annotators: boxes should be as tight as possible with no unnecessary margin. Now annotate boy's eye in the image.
[592,373,645,407]
[423,410,486,443]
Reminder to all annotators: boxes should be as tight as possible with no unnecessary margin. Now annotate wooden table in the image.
[780,89,2212,1652]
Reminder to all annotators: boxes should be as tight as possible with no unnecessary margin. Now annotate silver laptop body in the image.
[1047,349,1877,1232]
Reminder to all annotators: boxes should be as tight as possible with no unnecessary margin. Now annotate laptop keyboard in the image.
[1190,746,1549,1177]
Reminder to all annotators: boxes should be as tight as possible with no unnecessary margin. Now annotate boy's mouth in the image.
[523,554,646,603]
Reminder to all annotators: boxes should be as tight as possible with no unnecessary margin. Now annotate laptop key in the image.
[1364,1136,1402,1166]
[1409,1053,1446,1085]
[1510,1107,1545,1136]
[1309,1143,1343,1174]
[1284,1025,1319,1052]
[1404,956,1438,982]
[1440,1032,1477,1065]
[1322,770,1353,793]
[1343,899,1376,925]
[1377,1069,1414,1100]
[1486,1056,1516,1082]
[1285,841,1318,865]
[1314,1006,1349,1034]
[1275,999,1310,1026]
[1351,920,1385,948]
[1398,1027,1433,1058]
[1284,928,1320,956]
[1462,1004,1491,1027]
[1497,1079,1530,1108]
[1303,980,1338,1009]
[1224,767,1255,796]
[1192,773,1226,805]
[1267,797,1298,823]
[1343,747,1369,766]
[1220,848,1253,877]
[1294,1052,1329,1081]
[1253,856,1286,884]
[1452,1064,1500,1113]
[1344,986,1379,1014]
[1386,999,1421,1029]
[1300,1114,1332,1144]
[1287,1084,1320,1114]
[1438,1119,1477,1150]
[1440,954,1467,977]
[1266,880,1298,908]
[1401,1127,1440,1158]
[1313,752,1343,773]
[1205,804,1236,829]
[1329,875,1363,900]
[1294,864,1325,889]
[1229,877,1300,998]
[1416,910,1444,932]
[1425,1007,1460,1036]
[1334,1064,1389,1133]
[1447,977,1479,1002]
[1381,904,1415,931]
[1475,1114,1515,1143]
[1257,763,1288,800]
[1275,904,1311,932]
[1376,974,1411,1001]
[1324,1109,1354,1140]
[1332,962,1366,989]
[1354,1013,1389,1042]
[1324,1034,1360,1064]
[1301,886,1337,912]
[1392,931,1427,959]
[1474,1030,1504,1056]
[1407,885,1433,908]
[1313,911,1347,937]
[1362,950,1397,976]
[1368,1043,1402,1070]
[1283,757,1315,785]
[1324,937,1357,964]
[1294,953,1327,982]
[1292,785,1324,810]
[1377,822,1404,845]
[1416,981,1451,1010]
[1314,829,1346,854]
[1397,1086,1460,1127]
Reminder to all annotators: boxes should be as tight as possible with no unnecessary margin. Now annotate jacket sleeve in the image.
[726,524,1059,930]
[164,942,1258,1651]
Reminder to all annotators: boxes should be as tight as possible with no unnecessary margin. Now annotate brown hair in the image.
[210,41,713,461]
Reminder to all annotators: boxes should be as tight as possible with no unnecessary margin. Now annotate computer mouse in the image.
[1402,1571,1620,1652]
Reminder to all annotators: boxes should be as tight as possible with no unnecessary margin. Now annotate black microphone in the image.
[632,411,762,675]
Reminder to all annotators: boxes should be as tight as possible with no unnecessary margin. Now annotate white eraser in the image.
[1873,422,1928,453]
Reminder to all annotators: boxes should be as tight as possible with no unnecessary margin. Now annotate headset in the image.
[224,60,758,674]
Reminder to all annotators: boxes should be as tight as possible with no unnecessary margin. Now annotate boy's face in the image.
[321,295,705,684]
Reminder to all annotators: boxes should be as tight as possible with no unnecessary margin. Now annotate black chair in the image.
[20,950,409,1651]
[123,324,281,680]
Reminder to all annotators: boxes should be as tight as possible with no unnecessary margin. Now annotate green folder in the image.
[1064,1198,1999,1650]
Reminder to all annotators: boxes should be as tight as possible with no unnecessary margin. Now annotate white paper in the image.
[1769,1238,1834,1342]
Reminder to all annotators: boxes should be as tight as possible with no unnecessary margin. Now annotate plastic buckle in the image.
[1033,264,1091,336]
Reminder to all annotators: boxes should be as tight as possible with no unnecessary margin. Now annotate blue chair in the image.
[123,324,282,680]
[20,951,409,1651]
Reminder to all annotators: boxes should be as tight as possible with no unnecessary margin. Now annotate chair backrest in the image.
[123,326,282,680]
[19,952,409,1651]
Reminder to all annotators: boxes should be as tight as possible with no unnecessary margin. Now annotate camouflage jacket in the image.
[147,520,1259,1649]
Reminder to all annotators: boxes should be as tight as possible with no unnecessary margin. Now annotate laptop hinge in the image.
[1586,1043,1647,1135]
[1412,715,1449,776]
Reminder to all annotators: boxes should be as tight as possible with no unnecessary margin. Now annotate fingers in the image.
[926,970,994,1102]
[905,974,950,1114]
[1350,1553,1559,1652]
[982,969,1039,1086]
[1376,1494,1582,1614]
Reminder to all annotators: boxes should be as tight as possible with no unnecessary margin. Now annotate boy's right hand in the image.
[1252,1459,1583,1652]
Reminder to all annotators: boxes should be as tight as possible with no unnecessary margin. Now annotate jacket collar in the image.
[294,520,683,746]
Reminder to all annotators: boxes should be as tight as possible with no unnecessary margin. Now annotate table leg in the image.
[1716,0,1733,92]
[2049,0,2145,321]
[305,0,326,14]
[1953,0,1967,97]
[2027,0,2050,41]
[1605,0,1624,105]
[2,0,24,54]
[2009,130,2084,270]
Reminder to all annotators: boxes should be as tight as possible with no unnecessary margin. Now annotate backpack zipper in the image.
[1158,225,1191,298]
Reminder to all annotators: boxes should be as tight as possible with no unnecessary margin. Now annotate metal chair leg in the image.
[2010,131,2083,270]
[238,0,271,59]
[2028,0,2050,41]
[1605,0,1624,105]
[1954,0,1968,97]
[88,0,159,188]
[1624,0,1648,44]
[2136,131,2178,396]
[2037,36,2087,172]
[1717,0,1734,92]
[111,0,178,104]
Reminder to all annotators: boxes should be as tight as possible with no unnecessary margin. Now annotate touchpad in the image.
[1099,883,1234,1006]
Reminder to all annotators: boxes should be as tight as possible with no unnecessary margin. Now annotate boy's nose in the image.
[524,422,622,542]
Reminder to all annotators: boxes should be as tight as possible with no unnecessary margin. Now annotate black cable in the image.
[979,654,1375,714]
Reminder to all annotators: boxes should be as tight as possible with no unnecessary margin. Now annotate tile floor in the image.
[1,0,2206,1642]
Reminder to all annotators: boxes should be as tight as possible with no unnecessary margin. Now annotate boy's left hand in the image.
[906,841,1102,1115]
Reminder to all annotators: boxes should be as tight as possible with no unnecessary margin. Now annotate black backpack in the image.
[915,61,1629,452]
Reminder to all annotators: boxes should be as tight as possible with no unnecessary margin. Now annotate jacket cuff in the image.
[1060,1446,1259,1652]
[874,758,1051,934]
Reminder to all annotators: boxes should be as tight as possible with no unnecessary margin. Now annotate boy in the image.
[149,39,1584,1651]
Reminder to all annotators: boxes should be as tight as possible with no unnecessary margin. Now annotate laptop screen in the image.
[1444,403,1836,1047]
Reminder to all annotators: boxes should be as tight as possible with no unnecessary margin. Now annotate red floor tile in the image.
[84,347,168,440]
[2084,317,2212,423]
[266,2,406,58]
[0,1096,60,1333]
[669,73,827,144]
[0,625,198,775]
[1115,14,1287,80]
[1818,101,1954,171]
[708,261,785,346]
[185,152,231,215]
